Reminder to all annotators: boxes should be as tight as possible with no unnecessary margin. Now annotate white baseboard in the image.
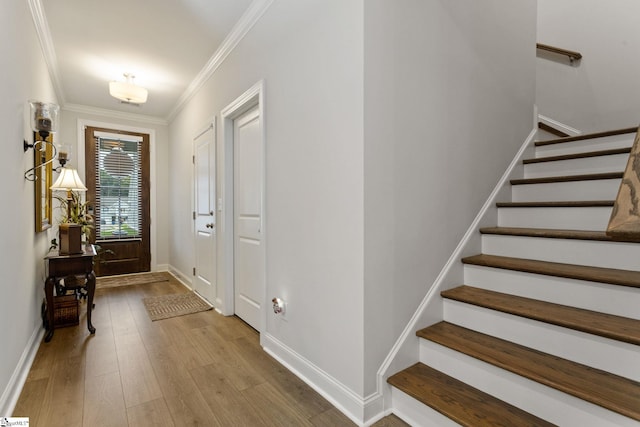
[0,325,44,416]
[167,265,193,290]
[154,263,169,272]
[262,333,384,426]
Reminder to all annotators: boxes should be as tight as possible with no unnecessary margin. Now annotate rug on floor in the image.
[142,292,213,321]
[96,272,170,289]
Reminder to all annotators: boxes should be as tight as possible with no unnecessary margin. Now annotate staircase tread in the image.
[479,226,640,242]
[462,253,640,289]
[417,322,640,421]
[496,200,614,208]
[511,172,622,185]
[535,127,637,147]
[523,147,631,164]
[387,362,556,427]
[441,285,640,345]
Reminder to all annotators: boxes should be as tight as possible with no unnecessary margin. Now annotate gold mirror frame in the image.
[34,132,53,232]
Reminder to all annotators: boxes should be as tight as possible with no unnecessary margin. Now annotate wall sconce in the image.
[55,144,72,169]
[24,100,59,181]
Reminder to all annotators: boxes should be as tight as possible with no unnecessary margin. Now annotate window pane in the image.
[95,138,142,240]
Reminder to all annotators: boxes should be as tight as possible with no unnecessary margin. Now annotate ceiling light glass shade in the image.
[50,168,87,192]
[109,74,148,104]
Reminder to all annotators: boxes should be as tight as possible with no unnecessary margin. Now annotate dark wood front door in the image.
[85,126,151,276]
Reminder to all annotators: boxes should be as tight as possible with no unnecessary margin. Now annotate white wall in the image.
[0,0,58,414]
[58,109,170,270]
[537,0,640,132]
[363,0,537,396]
[169,0,365,401]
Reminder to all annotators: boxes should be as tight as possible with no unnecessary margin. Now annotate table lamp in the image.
[51,167,87,254]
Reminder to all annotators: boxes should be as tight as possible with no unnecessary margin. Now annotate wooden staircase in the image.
[387,128,640,426]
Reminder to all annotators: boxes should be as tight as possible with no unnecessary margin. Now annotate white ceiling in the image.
[35,0,257,122]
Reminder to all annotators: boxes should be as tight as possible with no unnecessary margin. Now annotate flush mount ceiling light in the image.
[109,73,148,104]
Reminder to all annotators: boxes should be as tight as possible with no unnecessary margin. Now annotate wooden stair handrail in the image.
[537,43,583,62]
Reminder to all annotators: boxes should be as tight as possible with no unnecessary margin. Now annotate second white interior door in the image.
[233,105,263,331]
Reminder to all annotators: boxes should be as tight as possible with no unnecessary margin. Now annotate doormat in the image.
[96,272,170,289]
[142,292,213,321]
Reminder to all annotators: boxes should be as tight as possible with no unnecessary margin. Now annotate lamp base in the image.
[59,223,83,255]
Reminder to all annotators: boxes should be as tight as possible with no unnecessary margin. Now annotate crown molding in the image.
[29,0,272,124]
[28,0,66,104]
[165,0,274,122]
[64,103,169,126]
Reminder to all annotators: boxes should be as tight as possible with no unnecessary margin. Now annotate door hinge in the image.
[193,211,196,220]
[193,267,196,276]
[192,155,195,164]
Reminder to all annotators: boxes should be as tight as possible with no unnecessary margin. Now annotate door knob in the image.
[205,223,214,228]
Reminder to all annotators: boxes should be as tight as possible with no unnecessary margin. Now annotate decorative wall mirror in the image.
[34,132,53,232]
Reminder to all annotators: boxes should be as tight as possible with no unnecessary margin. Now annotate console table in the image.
[44,244,97,342]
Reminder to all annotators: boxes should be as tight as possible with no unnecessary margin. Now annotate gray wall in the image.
[0,0,57,414]
[363,0,537,395]
[169,0,537,415]
[168,0,366,396]
[537,0,640,132]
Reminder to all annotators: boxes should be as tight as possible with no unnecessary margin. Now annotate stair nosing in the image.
[510,172,622,185]
[478,226,640,242]
[462,253,640,289]
[441,285,640,345]
[523,147,631,164]
[535,127,637,147]
[387,362,556,427]
[496,200,614,208]
[417,321,640,421]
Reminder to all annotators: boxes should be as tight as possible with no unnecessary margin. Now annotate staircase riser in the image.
[463,264,640,320]
[511,179,621,202]
[481,234,640,271]
[535,134,635,158]
[391,388,460,427]
[523,154,627,179]
[442,300,640,382]
[419,338,639,427]
[497,206,612,230]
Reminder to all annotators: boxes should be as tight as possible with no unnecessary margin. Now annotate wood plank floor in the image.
[14,274,407,427]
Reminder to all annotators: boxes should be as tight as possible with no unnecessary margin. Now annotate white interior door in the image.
[194,125,217,305]
[234,106,263,331]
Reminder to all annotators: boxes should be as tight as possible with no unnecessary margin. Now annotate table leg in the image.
[44,276,55,343]
[86,271,96,334]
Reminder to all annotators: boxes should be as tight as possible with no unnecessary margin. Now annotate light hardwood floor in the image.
[14,274,408,427]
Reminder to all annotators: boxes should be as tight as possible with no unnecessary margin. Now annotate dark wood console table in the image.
[44,244,97,342]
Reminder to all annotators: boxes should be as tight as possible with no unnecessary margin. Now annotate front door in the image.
[193,124,217,305]
[233,106,264,331]
[85,126,151,276]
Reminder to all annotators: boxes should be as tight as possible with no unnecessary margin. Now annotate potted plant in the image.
[54,190,94,242]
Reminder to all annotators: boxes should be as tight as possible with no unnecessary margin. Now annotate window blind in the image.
[94,137,142,241]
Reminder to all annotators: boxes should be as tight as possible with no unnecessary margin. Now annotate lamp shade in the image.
[109,74,148,104]
[50,168,87,192]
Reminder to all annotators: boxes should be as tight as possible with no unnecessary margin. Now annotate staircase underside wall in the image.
[363,0,537,401]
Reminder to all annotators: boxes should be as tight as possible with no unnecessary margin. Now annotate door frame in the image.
[219,80,266,335]
[77,119,158,271]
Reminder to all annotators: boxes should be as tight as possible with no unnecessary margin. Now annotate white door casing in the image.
[193,122,218,306]
[219,80,265,336]
[233,105,263,331]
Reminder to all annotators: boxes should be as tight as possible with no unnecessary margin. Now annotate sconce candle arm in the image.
[24,142,58,181]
